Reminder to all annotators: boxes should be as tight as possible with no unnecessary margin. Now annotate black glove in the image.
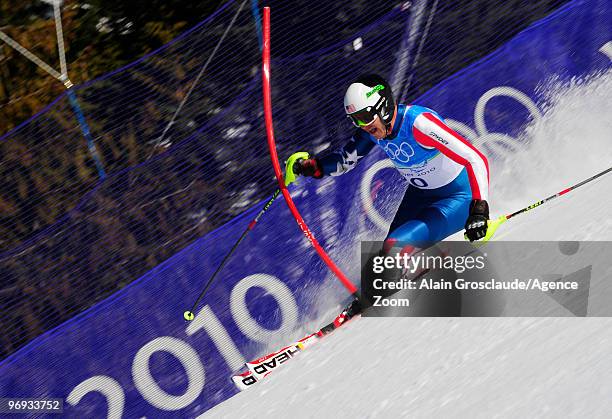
[293,157,323,179]
[465,199,489,241]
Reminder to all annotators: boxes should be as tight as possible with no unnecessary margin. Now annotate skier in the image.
[287,74,490,321]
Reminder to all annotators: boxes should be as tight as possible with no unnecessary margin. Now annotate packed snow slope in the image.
[203,72,612,418]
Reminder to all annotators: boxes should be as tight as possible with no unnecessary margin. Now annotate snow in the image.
[201,71,612,418]
[205,318,612,418]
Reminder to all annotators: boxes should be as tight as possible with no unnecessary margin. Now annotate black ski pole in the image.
[184,189,280,320]
[481,165,612,242]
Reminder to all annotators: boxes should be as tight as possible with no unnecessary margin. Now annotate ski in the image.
[245,333,316,380]
[231,370,258,390]
[231,304,360,390]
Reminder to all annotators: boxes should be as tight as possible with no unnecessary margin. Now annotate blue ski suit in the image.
[318,104,490,248]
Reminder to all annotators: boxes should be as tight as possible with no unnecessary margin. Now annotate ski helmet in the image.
[344,74,395,131]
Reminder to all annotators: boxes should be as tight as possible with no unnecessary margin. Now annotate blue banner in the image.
[0,0,610,417]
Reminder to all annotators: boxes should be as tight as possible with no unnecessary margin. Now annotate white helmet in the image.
[344,74,395,130]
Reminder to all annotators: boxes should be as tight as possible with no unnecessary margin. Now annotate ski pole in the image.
[183,156,307,321]
[480,165,612,242]
[184,189,280,320]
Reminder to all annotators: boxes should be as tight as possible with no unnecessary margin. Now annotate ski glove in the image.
[293,157,323,179]
[465,199,489,241]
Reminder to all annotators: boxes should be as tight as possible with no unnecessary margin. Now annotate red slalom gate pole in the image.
[261,7,358,296]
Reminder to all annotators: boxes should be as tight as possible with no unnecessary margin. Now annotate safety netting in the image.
[2,0,610,416]
[0,0,571,361]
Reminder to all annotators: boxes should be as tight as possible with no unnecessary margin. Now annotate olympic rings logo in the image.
[445,86,542,160]
[379,141,415,163]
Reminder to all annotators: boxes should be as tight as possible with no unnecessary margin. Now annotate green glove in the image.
[284,151,310,186]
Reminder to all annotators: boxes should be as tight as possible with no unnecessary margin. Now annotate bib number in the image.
[410,177,428,188]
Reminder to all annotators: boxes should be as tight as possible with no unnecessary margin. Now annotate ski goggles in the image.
[347,107,379,127]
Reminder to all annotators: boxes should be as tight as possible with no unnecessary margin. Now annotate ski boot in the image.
[318,298,363,335]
